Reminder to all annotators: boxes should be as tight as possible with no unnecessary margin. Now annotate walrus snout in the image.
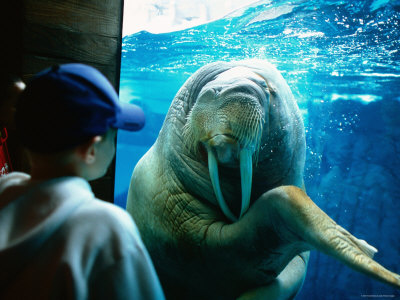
[206,134,240,165]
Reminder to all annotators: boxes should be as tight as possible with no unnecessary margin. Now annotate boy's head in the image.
[15,63,144,180]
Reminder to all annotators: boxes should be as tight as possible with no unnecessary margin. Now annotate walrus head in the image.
[183,66,271,221]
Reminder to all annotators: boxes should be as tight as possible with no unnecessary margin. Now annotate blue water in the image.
[115,0,400,298]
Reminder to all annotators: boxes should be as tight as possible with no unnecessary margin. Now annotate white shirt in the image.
[0,172,165,299]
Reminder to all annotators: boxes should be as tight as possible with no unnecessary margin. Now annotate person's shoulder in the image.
[0,172,30,193]
[91,199,134,227]
[71,197,141,243]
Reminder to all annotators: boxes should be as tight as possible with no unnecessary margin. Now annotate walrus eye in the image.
[212,87,221,97]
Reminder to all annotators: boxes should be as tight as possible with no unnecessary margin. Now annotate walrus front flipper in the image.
[264,186,400,289]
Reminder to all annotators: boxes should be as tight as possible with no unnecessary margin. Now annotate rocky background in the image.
[298,98,400,299]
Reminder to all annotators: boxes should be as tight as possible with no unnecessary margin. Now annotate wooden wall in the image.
[1,2,24,77]
[1,0,124,202]
[22,0,123,84]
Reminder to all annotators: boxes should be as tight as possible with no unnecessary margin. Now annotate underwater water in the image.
[115,0,400,298]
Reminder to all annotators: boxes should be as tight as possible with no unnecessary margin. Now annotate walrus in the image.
[127,60,400,299]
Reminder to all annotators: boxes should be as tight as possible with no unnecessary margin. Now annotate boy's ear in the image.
[76,136,102,164]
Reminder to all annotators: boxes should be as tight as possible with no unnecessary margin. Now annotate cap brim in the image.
[113,103,145,131]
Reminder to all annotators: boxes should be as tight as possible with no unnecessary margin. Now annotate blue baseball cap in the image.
[16,63,145,153]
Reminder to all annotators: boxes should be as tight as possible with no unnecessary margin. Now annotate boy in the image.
[0,64,165,299]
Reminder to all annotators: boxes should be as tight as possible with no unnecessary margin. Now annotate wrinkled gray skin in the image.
[127,60,400,300]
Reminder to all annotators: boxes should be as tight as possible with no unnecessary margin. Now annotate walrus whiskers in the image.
[231,103,265,164]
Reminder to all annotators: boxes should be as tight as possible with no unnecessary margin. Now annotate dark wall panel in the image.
[1,2,24,77]
[17,0,124,201]
[22,0,123,86]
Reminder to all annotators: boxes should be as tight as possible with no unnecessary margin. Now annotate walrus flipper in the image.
[262,186,400,289]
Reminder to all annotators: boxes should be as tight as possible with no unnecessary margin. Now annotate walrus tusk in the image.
[239,148,253,219]
[207,146,253,222]
[208,148,238,222]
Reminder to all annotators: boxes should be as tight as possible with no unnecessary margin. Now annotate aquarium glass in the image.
[115,0,400,298]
